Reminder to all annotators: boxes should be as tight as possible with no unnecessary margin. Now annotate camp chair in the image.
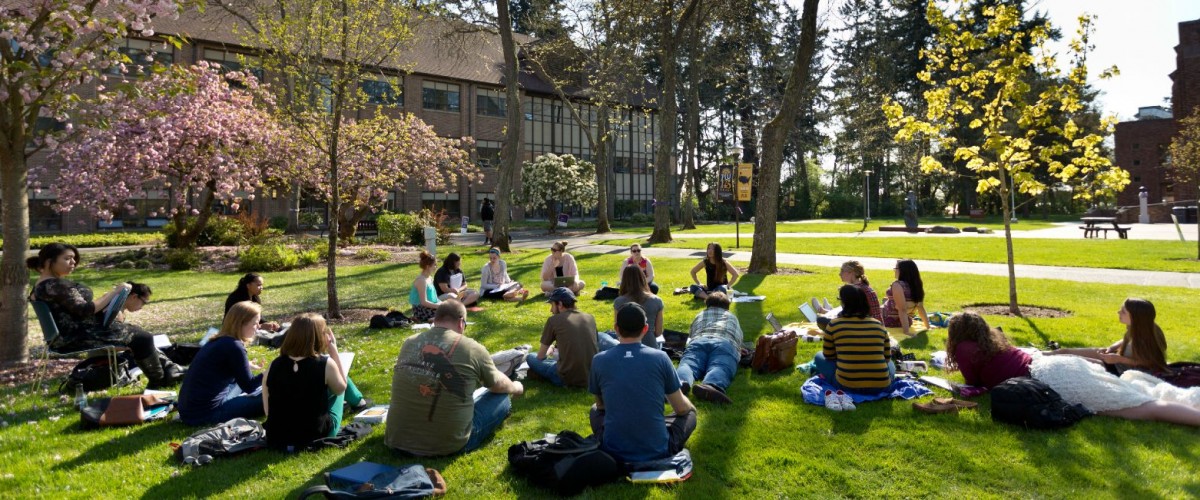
[31,300,128,389]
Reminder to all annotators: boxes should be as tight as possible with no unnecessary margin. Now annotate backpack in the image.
[306,422,376,451]
[173,418,268,466]
[80,394,174,429]
[491,345,531,381]
[508,430,620,496]
[162,343,201,366]
[751,331,799,374]
[593,287,619,301]
[369,311,413,329]
[990,377,1092,429]
[59,353,139,394]
[299,462,447,499]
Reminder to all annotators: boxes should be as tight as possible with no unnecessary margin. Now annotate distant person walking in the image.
[481,198,495,246]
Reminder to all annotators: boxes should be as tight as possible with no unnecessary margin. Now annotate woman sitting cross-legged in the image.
[618,243,659,295]
[480,248,530,302]
[944,312,1031,389]
[1042,298,1167,376]
[813,285,895,393]
[882,259,931,336]
[540,240,586,295]
[688,242,738,301]
[409,250,441,322]
[28,243,184,388]
[263,313,349,451]
[434,252,480,307]
[611,265,664,350]
[178,301,267,426]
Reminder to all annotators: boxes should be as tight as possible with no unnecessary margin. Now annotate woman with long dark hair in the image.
[28,243,184,388]
[224,273,280,332]
[945,312,1031,388]
[882,259,931,336]
[688,242,738,301]
[612,265,664,349]
[434,252,480,306]
[1044,298,1168,375]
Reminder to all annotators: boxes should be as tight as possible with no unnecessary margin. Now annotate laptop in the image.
[798,303,818,323]
[765,312,783,332]
[553,276,576,288]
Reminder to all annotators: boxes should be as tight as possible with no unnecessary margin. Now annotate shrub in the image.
[375,209,451,246]
[163,215,247,248]
[115,260,135,269]
[268,216,289,231]
[134,259,153,269]
[17,232,162,249]
[355,247,391,262]
[165,248,200,270]
[238,244,320,272]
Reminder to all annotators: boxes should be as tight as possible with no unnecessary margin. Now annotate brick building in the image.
[1115,18,1200,207]
[24,10,664,233]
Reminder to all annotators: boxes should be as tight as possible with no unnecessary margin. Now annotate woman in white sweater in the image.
[480,247,529,302]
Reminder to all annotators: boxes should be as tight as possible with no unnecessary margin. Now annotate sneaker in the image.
[680,380,691,396]
[822,298,833,311]
[824,390,843,411]
[347,397,373,413]
[811,297,823,313]
[692,383,732,405]
[836,390,856,411]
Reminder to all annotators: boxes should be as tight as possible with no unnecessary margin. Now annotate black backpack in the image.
[508,430,620,496]
[59,353,138,394]
[990,377,1092,429]
[369,311,412,329]
[174,418,268,466]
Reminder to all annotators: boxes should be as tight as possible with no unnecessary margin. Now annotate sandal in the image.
[933,397,978,410]
[912,400,960,414]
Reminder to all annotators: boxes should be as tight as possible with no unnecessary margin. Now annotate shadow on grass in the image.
[54,420,182,472]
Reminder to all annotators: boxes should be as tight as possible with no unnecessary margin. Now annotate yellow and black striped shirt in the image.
[822,317,891,391]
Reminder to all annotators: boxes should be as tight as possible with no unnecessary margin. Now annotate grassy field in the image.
[3,247,1199,498]
[606,215,1077,235]
[597,236,1200,274]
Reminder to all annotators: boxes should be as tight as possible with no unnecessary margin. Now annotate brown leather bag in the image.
[751,331,799,374]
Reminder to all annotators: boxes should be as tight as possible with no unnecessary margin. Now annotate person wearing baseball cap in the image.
[526,287,599,388]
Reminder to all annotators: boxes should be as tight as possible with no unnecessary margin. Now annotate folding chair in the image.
[31,301,128,389]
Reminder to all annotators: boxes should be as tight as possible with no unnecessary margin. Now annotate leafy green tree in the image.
[1167,106,1200,259]
[884,1,1128,313]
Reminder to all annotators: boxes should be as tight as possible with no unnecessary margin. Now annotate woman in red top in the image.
[945,312,1031,388]
[618,243,658,294]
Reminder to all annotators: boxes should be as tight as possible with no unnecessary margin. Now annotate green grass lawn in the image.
[607,215,1076,235]
[597,236,1200,274]
[3,248,1199,498]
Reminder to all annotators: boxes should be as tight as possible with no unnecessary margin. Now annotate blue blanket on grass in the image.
[800,376,932,406]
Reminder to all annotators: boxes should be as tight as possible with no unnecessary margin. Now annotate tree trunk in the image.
[493,0,522,252]
[1000,168,1019,315]
[337,205,369,241]
[648,0,700,244]
[0,148,30,364]
[799,152,812,218]
[594,107,612,233]
[749,0,819,273]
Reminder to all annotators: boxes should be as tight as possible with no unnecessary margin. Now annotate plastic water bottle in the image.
[74,385,87,410]
[601,281,609,289]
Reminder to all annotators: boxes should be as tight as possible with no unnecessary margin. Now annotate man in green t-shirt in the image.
[386,300,524,456]
[526,287,599,388]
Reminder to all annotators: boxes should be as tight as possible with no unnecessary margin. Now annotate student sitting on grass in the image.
[434,252,480,307]
[688,242,738,300]
[409,251,441,322]
[618,243,659,294]
[882,259,931,336]
[944,312,1031,389]
[540,240,586,295]
[612,266,664,349]
[178,301,266,426]
[589,303,696,464]
[812,260,882,323]
[480,248,530,302]
[526,288,599,388]
[263,313,348,451]
[1042,298,1167,376]
[223,273,282,332]
[814,285,895,393]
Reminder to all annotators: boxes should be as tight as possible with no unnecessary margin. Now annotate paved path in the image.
[602,221,1195,241]
[460,230,1200,289]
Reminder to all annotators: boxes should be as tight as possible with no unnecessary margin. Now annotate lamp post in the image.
[731,146,743,248]
[864,170,872,223]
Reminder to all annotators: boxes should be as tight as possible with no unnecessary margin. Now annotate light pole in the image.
[864,170,872,223]
[1010,182,1018,223]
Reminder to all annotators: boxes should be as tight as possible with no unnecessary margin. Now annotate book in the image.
[352,405,389,424]
[143,389,177,402]
[153,334,172,349]
[918,375,956,393]
[629,470,683,483]
[328,462,397,486]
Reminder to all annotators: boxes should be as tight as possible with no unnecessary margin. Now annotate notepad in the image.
[352,405,389,424]
[629,470,683,483]
[153,334,171,349]
[337,352,354,377]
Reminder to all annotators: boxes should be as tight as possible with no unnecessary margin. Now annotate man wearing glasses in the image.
[386,300,524,456]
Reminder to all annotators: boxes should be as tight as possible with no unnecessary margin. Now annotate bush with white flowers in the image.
[517,154,599,214]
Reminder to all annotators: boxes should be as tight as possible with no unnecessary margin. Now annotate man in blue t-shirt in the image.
[589,303,697,463]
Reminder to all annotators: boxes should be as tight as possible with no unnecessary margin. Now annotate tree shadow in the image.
[54,420,183,471]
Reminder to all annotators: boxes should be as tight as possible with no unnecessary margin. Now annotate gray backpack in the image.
[174,418,267,466]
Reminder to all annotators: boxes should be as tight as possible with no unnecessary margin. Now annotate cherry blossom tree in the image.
[516,154,599,233]
[284,113,480,240]
[0,0,187,363]
[44,63,291,249]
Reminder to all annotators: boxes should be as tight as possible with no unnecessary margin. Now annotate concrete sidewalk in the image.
[609,221,1195,241]
[461,230,1200,289]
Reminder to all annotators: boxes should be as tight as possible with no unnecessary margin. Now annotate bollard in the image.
[424,227,437,256]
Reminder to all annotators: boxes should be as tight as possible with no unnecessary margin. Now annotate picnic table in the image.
[1079,217,1130,239]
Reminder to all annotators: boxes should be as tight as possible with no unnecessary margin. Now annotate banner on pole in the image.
[717,164,735,202]
[737,163,753,202]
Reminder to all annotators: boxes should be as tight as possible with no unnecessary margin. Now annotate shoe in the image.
[822,298,833,311]
[680,381,691,396]
[347,397,373,413]
[674,287,690,296]
[692,383,732,405]
[835,390,856,411]
[824,390,843,411]
[811,298,823,313]
[913,399,959,414]
[934,397,978,410]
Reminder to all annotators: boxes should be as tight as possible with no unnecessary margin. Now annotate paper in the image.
[493,281,520,293]
[352,405,389,424]
[143,389,177,401]
[338,352,354,377]
[450,273,464,289]
[153,334,171,349]
[200,327,219,346]
[731,295,765,303]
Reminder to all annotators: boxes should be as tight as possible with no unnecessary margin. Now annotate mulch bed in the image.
[737,266,814,276]
[0,359,76,389]
[962,304,1072,318]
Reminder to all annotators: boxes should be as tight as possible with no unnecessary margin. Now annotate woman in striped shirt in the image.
[813,285,895,392]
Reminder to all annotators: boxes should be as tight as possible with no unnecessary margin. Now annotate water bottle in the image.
[601,281,609,289]
[74,385,87,410]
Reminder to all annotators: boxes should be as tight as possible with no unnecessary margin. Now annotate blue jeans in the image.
[676,338,739,391]
[813,351,896,393]
[183,383,264,426]
[597,331,620,352]
[689,284,728,299]
[463,391,512,453]
[525,353,565,387]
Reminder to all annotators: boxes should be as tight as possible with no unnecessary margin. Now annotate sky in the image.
[798,0,1200,122]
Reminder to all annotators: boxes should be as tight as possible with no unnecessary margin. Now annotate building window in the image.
[108,38,173,76]
[476,140,503,168]
[422,81,460,112]
[1133,160,1140,166]
[202,48,263,81]
[360,75,402,106]
[1133,176,1141,182]
[421,192,460,218]
[477,89,507,117]
[29,200,62,232]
